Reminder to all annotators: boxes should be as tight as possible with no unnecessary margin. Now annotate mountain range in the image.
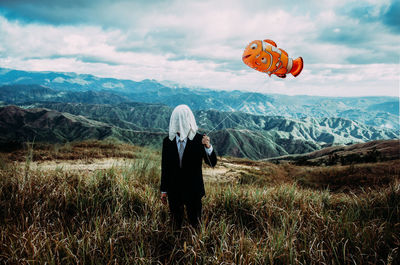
[0,67,398,159]
[0,67,398,130]
[0,104,397,159]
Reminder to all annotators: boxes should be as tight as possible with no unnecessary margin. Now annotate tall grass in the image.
[0,142,399,264]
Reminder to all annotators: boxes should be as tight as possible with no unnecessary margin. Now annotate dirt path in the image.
[27,158,131,172]
[22,157,253,183]
[203,159,257,182]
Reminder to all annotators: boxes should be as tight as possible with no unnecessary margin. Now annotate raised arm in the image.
[202,134,217,167]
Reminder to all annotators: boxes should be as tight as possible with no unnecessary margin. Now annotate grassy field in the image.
[0,140,399,264]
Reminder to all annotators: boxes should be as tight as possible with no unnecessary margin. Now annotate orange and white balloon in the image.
[242,39,303,78]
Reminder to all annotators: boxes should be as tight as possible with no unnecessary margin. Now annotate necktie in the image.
[178,140,184,168]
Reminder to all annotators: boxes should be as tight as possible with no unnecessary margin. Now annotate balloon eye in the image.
[261,57,267,63]
[250,43,258,50]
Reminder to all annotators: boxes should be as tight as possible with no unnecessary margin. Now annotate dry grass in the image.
[292,160,400,192]
[0,140,399,264]
[3,140,151,162]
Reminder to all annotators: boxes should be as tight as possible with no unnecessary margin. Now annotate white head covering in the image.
[169,104,198,141]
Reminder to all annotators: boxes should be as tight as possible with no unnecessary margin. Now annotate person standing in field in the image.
[160,104,217,229]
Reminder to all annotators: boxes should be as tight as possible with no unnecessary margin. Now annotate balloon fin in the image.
[264,39,277,47]
[279,48,288,57]
[290,57,303,77]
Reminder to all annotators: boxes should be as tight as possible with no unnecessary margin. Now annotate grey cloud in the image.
[117,29,243,61]
[316,0,400,64]
[344,0,400,33]
[215,61,246,72]
[319,27,370,45]
[0,0,94,7]
[0,1,97,25]
[346,49,399,64]
[346,4,380,23]
[382,1,400,33]
[17,54,121,66]
[317,6,399,64]
[114,29,188,59]
[143,29,187,54]
[0,0,171,26]
[77,56,120,66]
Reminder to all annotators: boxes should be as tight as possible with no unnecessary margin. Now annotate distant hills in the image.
[0,84,130,105]
[0,105,166,151]
[0,67,398,159]
[0,105,111,144]
[0,67,399,130]
[0,105,397,159]
[266,139,400,166]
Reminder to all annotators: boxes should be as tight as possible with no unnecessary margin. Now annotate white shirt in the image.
[176,134,213,155]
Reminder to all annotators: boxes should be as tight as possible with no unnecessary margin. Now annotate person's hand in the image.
[161,193,167,205]
[202,134,211,148]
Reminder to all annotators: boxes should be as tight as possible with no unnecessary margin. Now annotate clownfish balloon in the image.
[242,39,303,78]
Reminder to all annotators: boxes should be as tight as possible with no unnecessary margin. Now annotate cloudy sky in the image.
[0,0,399,97]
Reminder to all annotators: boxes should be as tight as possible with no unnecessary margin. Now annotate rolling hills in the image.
[0,67,398,159]
[1,105,397,159]
[1,67,399,130]
[265,139,400,165]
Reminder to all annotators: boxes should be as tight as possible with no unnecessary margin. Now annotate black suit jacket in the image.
[160,133,217,199]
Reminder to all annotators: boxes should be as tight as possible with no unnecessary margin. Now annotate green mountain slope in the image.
[1,68,399,130]
[1,105,397,160]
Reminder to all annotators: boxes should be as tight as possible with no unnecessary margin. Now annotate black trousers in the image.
[168,193,202,229]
